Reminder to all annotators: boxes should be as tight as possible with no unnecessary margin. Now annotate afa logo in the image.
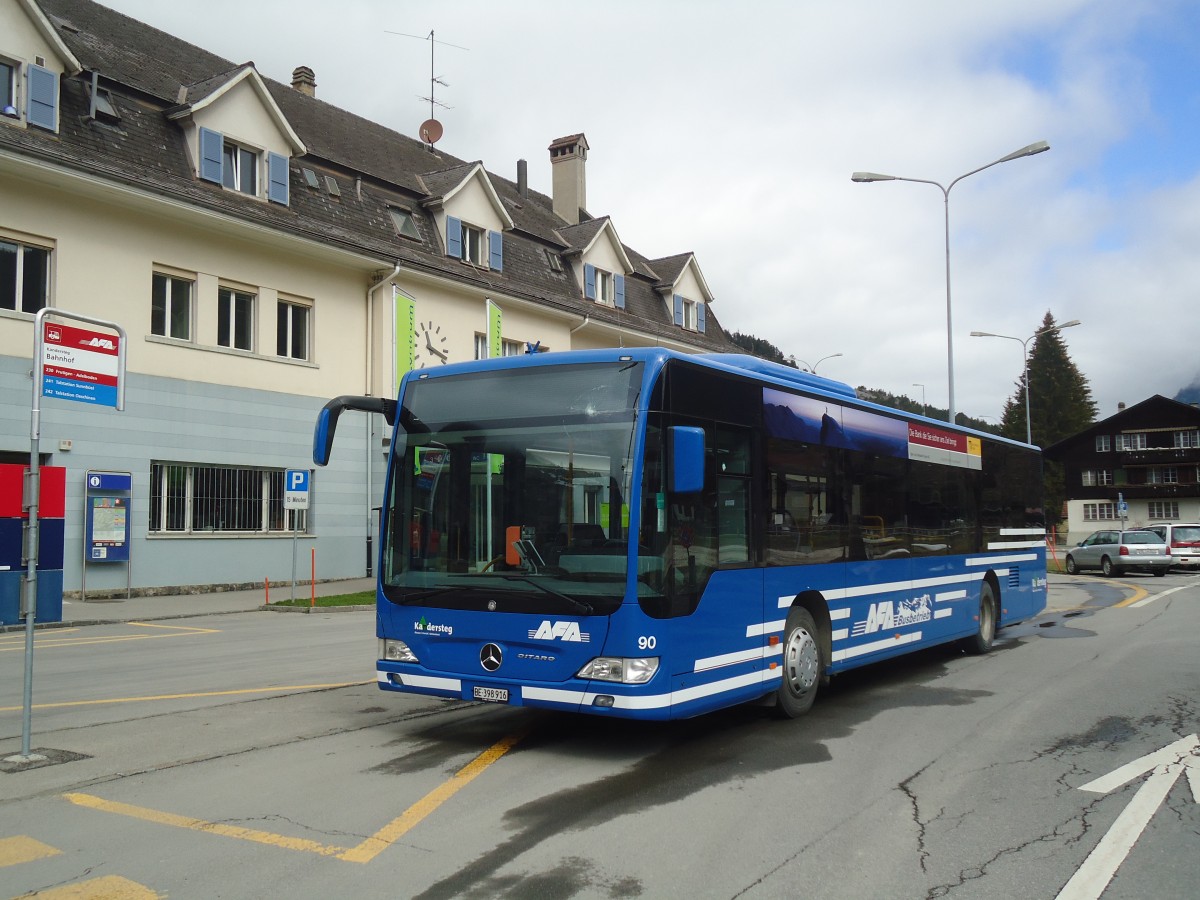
[529,620,591,642]
[85,337,117,350]
[1031,576,1047,591]
[852,594,932,636]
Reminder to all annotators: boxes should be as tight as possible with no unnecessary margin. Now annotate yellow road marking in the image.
[0,622,218,652]
[0,682,371,713]
[338,726,528,863]
[1113,584,1149,607]
[0,835,62,868]
[14,874,163,898]
[63,726,530,864]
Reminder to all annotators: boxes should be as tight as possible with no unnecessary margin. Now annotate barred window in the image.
[1083,502,1116,521]
[1148,501,1179,519]
[150,463,307,534]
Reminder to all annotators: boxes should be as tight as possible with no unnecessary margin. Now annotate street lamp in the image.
[913,383,926,417]
[852,140,1050,424]
[970,319,1081,445]
[792,352,842,374]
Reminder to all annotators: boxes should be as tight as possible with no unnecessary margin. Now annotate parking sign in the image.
[284,469,310,509]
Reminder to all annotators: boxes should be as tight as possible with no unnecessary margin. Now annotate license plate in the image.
[472,686,509,703]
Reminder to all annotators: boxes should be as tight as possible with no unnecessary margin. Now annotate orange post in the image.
[310,548,316,608]
[264,577,270,605]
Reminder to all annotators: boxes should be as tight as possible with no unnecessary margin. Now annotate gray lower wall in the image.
[2,356,389,593]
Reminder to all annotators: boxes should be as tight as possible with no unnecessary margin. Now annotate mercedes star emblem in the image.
[480,643,503,672]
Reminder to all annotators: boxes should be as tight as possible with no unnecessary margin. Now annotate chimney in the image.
[291,66,316,97]
[1117,402,1126,412]
[517,158,528,198]
[549,133,588,225]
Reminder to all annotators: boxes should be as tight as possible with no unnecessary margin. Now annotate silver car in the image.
[1065,529,1171,577]
[1140,523,1200,570]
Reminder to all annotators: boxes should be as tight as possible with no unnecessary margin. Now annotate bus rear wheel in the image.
[775,607,823,718]
[965,582,997,654]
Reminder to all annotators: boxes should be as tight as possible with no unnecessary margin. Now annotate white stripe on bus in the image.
[934,608,953,619]
[935,589,966,603]
[522,669,783,711]
[379,671,461,692]
[694,645,782,673]
[1001,528,1046,535]
[831,632,922,662]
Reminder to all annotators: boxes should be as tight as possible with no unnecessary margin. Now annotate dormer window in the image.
[672,293,707,333]
[389,208,420,241]
[445,215,502,271]
[1,60,15,116]
[222,140,258,194]
[197,126,289,205]
[584,264,625,309]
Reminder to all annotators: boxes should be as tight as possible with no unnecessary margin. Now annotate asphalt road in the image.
[1,573,1197,899]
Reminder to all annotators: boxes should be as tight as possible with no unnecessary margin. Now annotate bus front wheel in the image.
[775,607,823,718]
[966,582,997,654]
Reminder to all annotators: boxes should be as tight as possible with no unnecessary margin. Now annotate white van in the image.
[1141,523,1200,569]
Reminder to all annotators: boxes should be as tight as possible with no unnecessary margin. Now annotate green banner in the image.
[395,288,415,388]
[487,298,502,358]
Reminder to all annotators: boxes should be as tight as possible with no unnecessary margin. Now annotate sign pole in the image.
[11,309,126,764]
[284,469,310,603]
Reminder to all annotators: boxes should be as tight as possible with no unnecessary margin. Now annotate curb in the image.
[259,604,374,614]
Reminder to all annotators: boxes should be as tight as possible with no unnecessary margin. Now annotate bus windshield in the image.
[381,360,643,615]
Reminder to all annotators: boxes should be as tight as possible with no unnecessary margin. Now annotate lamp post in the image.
[792,352,842,374]
[913,383,926,417]
[970,319,1081,445]
[852,141,1050,424]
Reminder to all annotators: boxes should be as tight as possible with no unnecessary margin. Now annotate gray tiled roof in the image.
[18,0,737,353]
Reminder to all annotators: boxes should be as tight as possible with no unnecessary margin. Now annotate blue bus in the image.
[314,349,1046,720]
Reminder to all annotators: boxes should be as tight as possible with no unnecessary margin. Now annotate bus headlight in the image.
[577,657,659,684]
[379,639,418,663]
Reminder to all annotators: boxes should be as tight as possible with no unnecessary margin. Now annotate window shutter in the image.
[696,301,706,333]
[489,230,503,271]
[445,216,462,258]
[199,127,223,183]
[584,264,596,300]
[614,274,625,309]
[267,152,289,205]
[26,64,57,131]
[673,294,684,326]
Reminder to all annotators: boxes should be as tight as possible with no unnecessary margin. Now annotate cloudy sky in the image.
[100,0,1200,423]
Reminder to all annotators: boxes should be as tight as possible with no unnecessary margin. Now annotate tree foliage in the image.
[727,332,796,367]
[996,311,1097,528]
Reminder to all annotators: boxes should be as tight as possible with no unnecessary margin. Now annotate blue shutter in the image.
[673,294,684,326]
[199,127,223,184]
[614,274,625,309]
[697,301,706,333]
[26,65,57,131]
[584,264,596,300]
[489,230,503,271]
[267,152,289,205]
[445,216,462,258]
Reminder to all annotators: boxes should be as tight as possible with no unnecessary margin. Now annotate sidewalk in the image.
[12,577,377,629]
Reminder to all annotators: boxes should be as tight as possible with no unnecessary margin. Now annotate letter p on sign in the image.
[285,469,310,510]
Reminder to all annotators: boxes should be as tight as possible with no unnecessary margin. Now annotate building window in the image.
[150,463,306,534]
[1,60,15,115]
[544,249,564,273]
[222,141,258,195]
[389,208,420,240]
[276,299,310,360]
[1148,501,1179,520]
[594,268,613,304]
[1095,435,1111,452]
[1173,430,1199,449]
[1146,467,1178,485]
[151,272,193,340]
[217,287,255,351]
[1118,433,1147,451]
[473,334,526,360]
[1083,502,1116,521]
[0,238,50,314]
[444,216,502,270]
[1081,469,1113,487]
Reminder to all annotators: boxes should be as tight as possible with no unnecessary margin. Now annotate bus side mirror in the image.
[313,396,397,466]
[668,426,705,493]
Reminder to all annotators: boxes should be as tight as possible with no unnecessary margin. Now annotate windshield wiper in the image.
[500,576,594,615]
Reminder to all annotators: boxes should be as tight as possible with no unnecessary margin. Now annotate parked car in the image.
[1065,529,1171,577]
[1139,523,1200,570]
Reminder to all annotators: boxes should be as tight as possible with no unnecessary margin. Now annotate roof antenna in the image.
[384,29,468,152]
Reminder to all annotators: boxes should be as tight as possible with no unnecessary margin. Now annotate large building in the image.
[1,0,737,595]
[1044,395,1200,544]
